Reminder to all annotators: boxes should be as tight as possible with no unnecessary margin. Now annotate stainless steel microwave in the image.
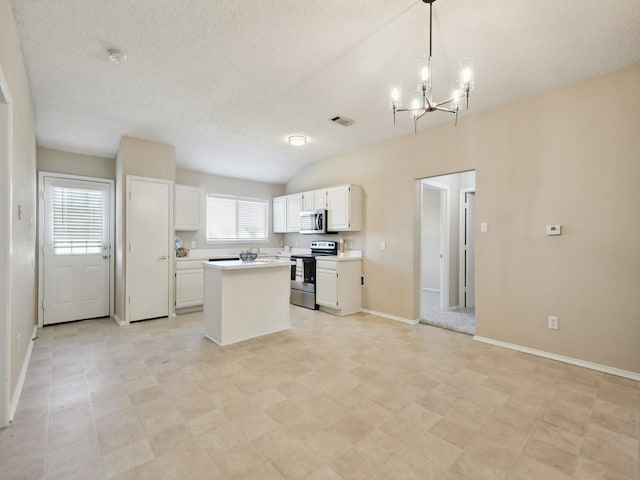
[299,209,327,234]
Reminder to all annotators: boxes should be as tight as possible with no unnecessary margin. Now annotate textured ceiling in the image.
[10,0,640,184]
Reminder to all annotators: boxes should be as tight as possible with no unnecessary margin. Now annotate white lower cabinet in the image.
[175,259,204,309]
[315,259,362,316]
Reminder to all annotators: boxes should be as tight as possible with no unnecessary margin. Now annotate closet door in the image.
[127,176,172,322]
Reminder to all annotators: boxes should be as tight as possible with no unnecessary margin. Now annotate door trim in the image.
[0,64,13,427]
[124,175,174,323]
[37,172,115,328]
[459,188,476,309]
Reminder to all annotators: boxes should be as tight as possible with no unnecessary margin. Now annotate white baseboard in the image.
[113,314,125,326]
[473,335,640,382]
[361,309,420,325]
[9,325,38,422]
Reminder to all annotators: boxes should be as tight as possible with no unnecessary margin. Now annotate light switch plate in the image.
[480,222,488,233]
[380,241,386,251]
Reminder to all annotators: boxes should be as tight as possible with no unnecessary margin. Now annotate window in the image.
[52,186,105,255]
[206,194,268,243]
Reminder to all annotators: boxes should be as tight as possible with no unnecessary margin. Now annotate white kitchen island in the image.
[203,259,292,346]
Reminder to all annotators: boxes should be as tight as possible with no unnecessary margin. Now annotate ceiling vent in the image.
[330,116,355,127]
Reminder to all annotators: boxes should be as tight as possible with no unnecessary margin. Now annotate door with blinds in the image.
[42,176,112,325]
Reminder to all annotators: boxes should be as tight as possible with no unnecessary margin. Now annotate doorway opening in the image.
[420,171,476,334]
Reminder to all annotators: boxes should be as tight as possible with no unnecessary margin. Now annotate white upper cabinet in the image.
[327,184,362,232]
[272,184,360,234]
[175,184,201,231]
[272,196,287,233]
[286,194,302,232]
[302,189,327,211]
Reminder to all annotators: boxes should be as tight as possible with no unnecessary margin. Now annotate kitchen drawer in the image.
[176,259,205,270]
[316,260,337,271]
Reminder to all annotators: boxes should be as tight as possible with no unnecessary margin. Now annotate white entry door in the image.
[42,177,112,325]
[127,177,171,322]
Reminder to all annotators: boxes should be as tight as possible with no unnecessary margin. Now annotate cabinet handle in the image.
[159,255,168,260]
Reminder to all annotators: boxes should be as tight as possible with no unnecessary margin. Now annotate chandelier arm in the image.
[434,106,458,114]
[433,97,456,108]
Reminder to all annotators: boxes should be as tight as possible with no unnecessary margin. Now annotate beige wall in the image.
[0,0,37,409]
[175,168,285,250]
[286,65,640,373]
[37,146,115,179]
[115,136,176,322]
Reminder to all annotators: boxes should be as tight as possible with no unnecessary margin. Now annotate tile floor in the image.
[0,307,638,479]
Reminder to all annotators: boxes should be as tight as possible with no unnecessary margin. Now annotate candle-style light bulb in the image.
[458,58,474,92]
[389,78,402,109]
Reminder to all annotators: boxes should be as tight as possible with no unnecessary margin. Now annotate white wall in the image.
[285,66,640,373]
[421,188,440,291]
[0,0,37,421]
[37,147,115,179]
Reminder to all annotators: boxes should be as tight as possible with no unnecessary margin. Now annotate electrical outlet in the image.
[548,316,558,330]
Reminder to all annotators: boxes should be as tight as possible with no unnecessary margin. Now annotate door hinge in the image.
[129,191,131,200]
[128,296,131,304]
[41,301,45,311]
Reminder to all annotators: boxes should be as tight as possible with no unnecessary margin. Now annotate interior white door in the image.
[464,192,476,308]
[43,177,111,325]
[127,178,171,322]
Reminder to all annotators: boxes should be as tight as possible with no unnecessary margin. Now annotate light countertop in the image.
[203,259,293,270]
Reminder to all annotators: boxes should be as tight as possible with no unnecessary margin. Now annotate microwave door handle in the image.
[316,214,322,231]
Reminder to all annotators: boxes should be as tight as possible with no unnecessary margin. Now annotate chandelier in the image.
[389,0,474,131]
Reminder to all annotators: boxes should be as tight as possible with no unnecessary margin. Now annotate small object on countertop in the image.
[176,247,188,257]
[239,250,258,262]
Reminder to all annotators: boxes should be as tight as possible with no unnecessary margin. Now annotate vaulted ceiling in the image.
[10,0,640,183]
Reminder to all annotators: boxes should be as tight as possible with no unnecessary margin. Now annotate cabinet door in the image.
[176,269,204,308]
[314,189,327,209]
[327,185,350,231]
[286,194,302,232]
[273,196,287,233]
[301,192,315,211]
[316,268,338,308]
[175,185,201,231]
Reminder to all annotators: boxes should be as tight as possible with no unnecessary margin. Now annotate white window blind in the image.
[206,194,268,242]
[52,186,104,255]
